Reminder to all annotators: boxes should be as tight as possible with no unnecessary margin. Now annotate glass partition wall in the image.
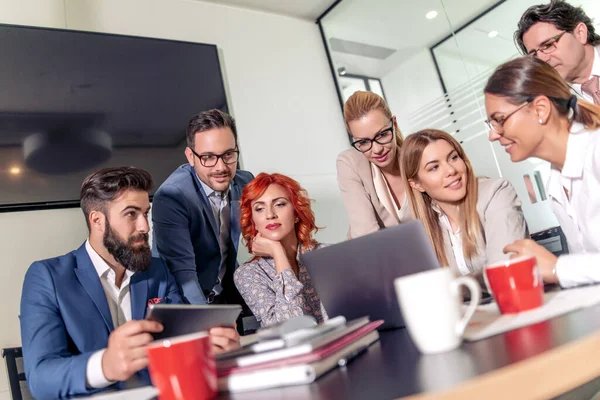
[319,0,600,233]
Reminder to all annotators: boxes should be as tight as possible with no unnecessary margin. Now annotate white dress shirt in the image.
[85,240,134,389]
[547,123,600,288]
[437,213,470,276]
[572,46,600,103]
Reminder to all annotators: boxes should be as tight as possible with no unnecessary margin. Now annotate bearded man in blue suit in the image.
[19,167,239,399]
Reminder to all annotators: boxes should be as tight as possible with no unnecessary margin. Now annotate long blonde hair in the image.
[343,91,404,147]
[400,129,482,267]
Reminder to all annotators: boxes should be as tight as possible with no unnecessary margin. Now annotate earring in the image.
[538,118,543,124]
[295,218,299,223]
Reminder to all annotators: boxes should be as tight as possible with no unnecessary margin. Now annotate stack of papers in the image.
[463,284,600,341]
[217,317,383,393]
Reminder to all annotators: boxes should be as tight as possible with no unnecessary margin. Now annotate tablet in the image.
[146,304,242,340]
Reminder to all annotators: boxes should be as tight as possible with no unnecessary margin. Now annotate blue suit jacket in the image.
[152,164,253,305]
[19,243,183,400]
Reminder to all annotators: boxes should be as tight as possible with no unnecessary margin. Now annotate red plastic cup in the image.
[147,332,217,400]
[485,256,544,314]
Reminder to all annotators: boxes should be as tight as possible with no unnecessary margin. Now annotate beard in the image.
[103,219,152,273]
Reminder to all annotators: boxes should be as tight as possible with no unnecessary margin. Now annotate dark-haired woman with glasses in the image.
[485,56,600,288]
[336,91,410,238]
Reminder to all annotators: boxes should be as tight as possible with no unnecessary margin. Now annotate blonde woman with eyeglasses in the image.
[337,91,411,239]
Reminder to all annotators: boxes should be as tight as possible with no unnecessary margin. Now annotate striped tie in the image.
[581,75,600,105]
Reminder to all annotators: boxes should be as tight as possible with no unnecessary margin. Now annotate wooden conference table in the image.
[92,300,600,400]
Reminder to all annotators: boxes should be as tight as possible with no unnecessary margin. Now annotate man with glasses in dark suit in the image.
[516,0,600,104]
[152,109,254,331]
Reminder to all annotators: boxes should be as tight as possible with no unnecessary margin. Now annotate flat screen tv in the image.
[0,23,228,211]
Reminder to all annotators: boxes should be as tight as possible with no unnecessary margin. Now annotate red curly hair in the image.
[240,173,319,253]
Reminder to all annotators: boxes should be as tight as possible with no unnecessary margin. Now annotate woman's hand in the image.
[503,239,558,284]
[251,233,284,259]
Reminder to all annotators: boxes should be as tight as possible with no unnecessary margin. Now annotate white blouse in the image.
[549,123,600,288]
[370,163,409,222]
[437,212,470,276]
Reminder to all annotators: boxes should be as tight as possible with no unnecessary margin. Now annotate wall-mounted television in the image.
[0,23,228,211]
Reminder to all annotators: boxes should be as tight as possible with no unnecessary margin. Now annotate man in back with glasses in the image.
[515,0,600,104]
[152,109,254,331]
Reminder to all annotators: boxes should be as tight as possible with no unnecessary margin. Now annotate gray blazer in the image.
[336,148,412,238]
[442,177,529,277]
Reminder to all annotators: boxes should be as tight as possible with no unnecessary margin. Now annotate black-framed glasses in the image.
[527,31,567,58]
[188,147,239,167]
[485,100,532,134]
[351,118,395,152]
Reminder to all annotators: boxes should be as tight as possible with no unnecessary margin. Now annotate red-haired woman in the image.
[233,173,327,327]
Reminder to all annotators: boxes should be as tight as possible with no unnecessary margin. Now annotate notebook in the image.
[218,328,381,393]
[219,320,383,376]
[217,317,372,369]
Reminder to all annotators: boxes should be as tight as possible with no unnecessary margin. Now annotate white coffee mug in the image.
[394,268,481,354]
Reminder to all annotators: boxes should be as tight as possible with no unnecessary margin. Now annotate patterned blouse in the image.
[233,243,328,327]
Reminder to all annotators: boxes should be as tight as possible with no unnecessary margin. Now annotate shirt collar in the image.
[85,240,134,281]
[546,122,589,200]
[560,122,588,178]
[430,202,461,234]
[572,46,600,94]
[197,173,229,199]
[591,45,600,78]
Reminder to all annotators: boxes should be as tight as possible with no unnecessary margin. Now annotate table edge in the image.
[400,330,600,400]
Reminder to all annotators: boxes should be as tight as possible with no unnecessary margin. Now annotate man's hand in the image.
[101,320,163,382]
[503,239,559,283]
[209,326,240,354]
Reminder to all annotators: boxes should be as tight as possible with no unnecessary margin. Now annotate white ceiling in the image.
[196,0,337,20]
[321,0,500,77]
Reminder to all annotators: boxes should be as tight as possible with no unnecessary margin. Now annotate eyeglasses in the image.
[485,101,531,134]
[188,147,239,167]
[351,118,395,153]
[527,31,567,58]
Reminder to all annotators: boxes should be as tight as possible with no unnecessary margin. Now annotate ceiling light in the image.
[9,166,21,175]
[488,30,499,38]
[426,11,438,20]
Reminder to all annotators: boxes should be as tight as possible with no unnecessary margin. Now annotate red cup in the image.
[147,332,217,400]
[485,256,544,314]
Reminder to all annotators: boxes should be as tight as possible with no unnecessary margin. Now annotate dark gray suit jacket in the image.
[152,163,253,305]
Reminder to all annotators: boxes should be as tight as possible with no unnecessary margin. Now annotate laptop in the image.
[300,220,439,330]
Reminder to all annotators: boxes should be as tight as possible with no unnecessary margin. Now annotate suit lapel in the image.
[190,167,219,239]
[229,179,242,253]
[74,244,115,332]
[130,271,149,320]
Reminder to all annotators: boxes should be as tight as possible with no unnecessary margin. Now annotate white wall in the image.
[433,49,492,92]
[381,49,444,132]
[0,0,348,396]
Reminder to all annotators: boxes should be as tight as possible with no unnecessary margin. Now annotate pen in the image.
[337,345,369,367]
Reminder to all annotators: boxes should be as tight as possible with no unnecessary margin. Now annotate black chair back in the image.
[2,347,32,400]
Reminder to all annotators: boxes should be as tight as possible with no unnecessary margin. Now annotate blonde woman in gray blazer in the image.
[337,91,412,239]
[400,129,528,279]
